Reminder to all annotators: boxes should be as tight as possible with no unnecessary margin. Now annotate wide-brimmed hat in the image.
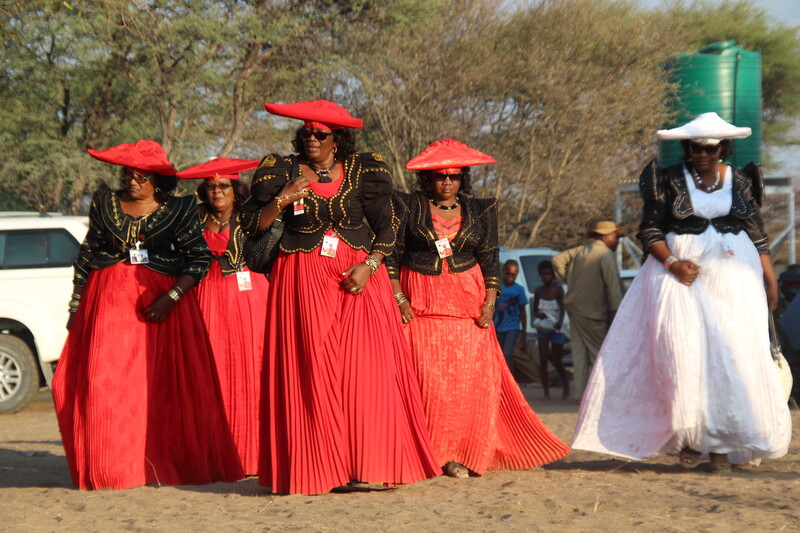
[587,220,625,238]
[656,112,751,145]
[87,140,176,175]
[264,100,363,130]
[405,138,495,174]
[177,157,260,180]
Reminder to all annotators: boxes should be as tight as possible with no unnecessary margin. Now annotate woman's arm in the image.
[761,255,778,311]
[340,155,394,295]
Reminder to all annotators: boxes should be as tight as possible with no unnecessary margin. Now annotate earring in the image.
[333,147,338,154]
[155,187,162,193]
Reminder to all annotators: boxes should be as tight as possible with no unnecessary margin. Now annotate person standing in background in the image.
[178,157,269,476]
[552,221,623,402]
[493,259,528,374]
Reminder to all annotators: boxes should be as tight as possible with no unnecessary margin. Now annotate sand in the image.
[2,390,798,533]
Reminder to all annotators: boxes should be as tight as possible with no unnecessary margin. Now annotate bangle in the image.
[67,307,78,314]
[484,301,495,310]
[364,255,381,275]
[71,293,82,300]
[663,255,679,270]
[167,289,182,302]
[172,285,185,297]
[274,195,289,211]
[68,298,81,309]
[394,292,408,306]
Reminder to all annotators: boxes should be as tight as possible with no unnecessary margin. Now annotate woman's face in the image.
[688,142,722,173]
[301,127,337,164]
[205,178,234,212]
[431,172,461,202]
[122,167,156,201]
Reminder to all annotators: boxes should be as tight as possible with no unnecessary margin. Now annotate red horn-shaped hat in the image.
[87,140,176,175]
[264,100,363,130]
[405,138,495,173]
[176,157,260,180]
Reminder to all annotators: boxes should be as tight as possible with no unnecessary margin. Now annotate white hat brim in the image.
[656,112,751,141]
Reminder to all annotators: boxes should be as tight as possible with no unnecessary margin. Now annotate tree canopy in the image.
[2,0,798,250]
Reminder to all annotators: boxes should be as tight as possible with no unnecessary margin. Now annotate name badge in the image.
[435,237,453,258]
[293,199,305,215]
[721,238,735,257]
[321,234,339,258]
[236,271,252,291]
[129,243,149,264]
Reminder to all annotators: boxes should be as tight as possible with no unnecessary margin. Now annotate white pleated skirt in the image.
[573,228,791,464]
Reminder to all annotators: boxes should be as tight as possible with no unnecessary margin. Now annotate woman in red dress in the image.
[387,138,570,479]
[241,100,440,494]
[178,158,270,476]
[52,141,243,490]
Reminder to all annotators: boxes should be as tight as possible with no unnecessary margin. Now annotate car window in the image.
[0,229,79,269]
[48,230,79,265]
[519,255,552,293]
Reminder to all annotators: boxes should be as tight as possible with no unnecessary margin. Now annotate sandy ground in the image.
[2,389,799,533]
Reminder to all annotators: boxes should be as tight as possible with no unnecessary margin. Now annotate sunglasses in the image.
[300,129,333,141]
[122,169,154,184]
[207,183,232,191]
[689,143,722,155]
[432,173,461,181]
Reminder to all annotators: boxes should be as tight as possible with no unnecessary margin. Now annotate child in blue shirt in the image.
[494,259,527,373]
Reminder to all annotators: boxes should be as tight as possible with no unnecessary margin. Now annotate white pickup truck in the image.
[0,213,88,413]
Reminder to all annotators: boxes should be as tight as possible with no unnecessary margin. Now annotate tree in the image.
[656,0,800,152]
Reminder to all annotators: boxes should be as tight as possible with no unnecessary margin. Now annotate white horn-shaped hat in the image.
[656,112,752,145]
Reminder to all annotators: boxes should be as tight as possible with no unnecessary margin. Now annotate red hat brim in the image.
[264,100,363,130]
[87,140,176,175]
[176,158,260,180]
[405,138,495,171]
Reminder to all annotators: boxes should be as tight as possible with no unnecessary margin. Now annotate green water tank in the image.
[659,40,762,168]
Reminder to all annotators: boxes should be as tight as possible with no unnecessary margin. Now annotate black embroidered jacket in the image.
[198,206,247,277]
[241,153,397,257]
[73,188,212,286]
[386,191,501,293]
[636,159,769,255]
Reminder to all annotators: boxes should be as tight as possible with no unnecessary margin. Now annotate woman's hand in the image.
[143,293,177,323]
[476,304,494,329]
[766,279,779,311]
[669,260,701,286]
[340,263,372,295]
[536,312,548,320]
[399,300,415,323]
[516,332,526,351]
[277,177,311,204]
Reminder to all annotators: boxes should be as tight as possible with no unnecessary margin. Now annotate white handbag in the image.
[769,314,793,402]
[533,314,558,334]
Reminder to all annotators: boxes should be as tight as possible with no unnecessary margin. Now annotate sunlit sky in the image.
[638,0,800,25]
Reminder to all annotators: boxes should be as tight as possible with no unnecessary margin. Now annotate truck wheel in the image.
[0,335,39,414]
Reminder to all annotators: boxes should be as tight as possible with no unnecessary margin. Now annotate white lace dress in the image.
[572,166,791,463]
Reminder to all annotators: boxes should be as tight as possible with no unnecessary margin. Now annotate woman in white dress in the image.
[572,113,791,473]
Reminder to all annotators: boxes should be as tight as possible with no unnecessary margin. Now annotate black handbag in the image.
[243,155,298,275]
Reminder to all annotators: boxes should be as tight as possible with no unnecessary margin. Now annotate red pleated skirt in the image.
[260,244,441,495]
[52,262,244,489]
[400,262,570,474]
[195,259,269,475]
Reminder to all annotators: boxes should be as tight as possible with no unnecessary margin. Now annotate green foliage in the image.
[656,0,800,146]
[0,0,797,252]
